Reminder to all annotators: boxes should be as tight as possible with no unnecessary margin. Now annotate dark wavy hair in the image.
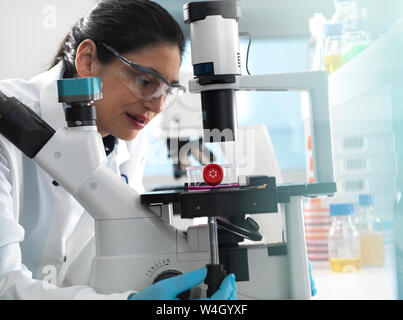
[50,0,185,78]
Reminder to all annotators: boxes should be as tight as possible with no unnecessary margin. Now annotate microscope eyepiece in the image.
[0,90,55,158]
[57,77,102,128]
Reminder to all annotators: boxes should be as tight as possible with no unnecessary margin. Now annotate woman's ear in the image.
[75,39,101,77]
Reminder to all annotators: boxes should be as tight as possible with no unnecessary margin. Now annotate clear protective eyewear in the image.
[99,42,186,110]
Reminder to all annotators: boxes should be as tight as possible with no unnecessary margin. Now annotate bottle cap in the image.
[359,194,374,206]
[344,18,370,32]
[329,203,355,216]
[203,164,224,186]
[323,23,343,37]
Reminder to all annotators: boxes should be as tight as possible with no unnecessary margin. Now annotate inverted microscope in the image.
[0,0,336,299]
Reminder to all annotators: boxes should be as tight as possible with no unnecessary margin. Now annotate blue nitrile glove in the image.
[128,267,237,300]
[308,260,317,296]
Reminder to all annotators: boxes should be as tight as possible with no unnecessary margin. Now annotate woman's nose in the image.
[142,96,165,114]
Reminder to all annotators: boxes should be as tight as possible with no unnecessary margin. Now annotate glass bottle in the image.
[357,194,384,266]
[328,203,361,272]
[323,23,344,74]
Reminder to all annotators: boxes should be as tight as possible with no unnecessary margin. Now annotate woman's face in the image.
[94,44,181,140]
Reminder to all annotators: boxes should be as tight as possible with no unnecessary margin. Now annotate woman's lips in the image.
[129,113,149,123]
[126,113,148,130]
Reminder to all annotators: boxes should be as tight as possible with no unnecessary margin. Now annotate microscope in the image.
[0,0,336,299]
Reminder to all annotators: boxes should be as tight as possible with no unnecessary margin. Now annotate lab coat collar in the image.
[38,61,66,130]
[114,138,131,168]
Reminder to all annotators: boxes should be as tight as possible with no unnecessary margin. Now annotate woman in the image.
[0,0,236,300]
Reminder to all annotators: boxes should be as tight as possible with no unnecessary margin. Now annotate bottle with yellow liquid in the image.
[323,23,344,74]
[357,194,384,266]
[328,203,361,273]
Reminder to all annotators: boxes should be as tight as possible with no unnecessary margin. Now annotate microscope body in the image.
[0,95,326,298]
[0,0,336,299]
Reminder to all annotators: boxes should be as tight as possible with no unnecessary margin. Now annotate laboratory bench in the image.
[311,243,397,300]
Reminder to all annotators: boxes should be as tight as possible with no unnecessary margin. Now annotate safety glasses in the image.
[99,42,186,110]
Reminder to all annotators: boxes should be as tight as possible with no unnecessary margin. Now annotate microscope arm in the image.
[237,71,334,184]
[35,127,158,220]
[189,70,335,184]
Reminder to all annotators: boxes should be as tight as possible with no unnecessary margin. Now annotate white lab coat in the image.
[0,62,149,299]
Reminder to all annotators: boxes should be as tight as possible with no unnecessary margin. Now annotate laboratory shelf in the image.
[311,243,397,300]
[325,19,403,299]
[332,133,395,156]
[328,19,403,108]
[333,153,396,176]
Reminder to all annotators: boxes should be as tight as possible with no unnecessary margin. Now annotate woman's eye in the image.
[166,87,174,95]
[136,76,152,87]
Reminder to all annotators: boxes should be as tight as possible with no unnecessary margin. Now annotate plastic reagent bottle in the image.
[328,203,361,273]
[342,17,371,64]
[357,194,384,266]
[323,23,344,74]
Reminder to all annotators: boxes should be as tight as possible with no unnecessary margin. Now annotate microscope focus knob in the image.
[153,270,191,300]
[245,217,260,232]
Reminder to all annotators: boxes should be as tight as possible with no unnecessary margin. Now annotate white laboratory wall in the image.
[0,0,96,80]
